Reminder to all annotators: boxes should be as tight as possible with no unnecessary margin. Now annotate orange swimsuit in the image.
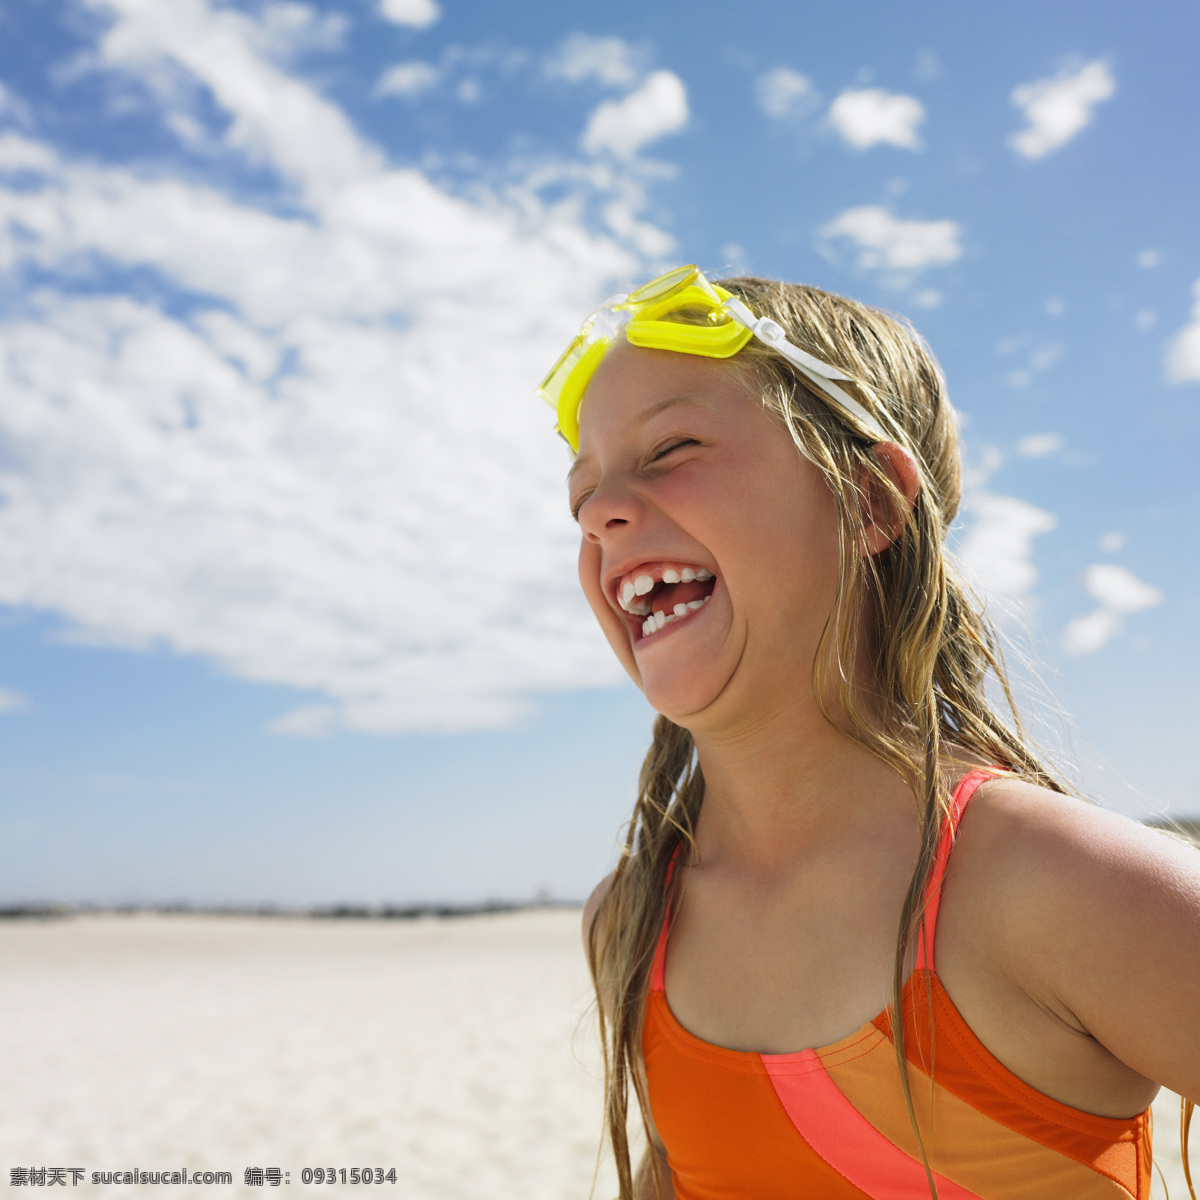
[643,770,1153,1198]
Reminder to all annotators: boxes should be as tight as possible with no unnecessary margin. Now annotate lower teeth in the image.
[640,593,710,638]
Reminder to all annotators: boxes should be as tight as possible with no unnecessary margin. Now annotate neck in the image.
[690,695,917,874]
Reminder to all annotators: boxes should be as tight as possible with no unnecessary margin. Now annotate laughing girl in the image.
[539,267,1199,1200]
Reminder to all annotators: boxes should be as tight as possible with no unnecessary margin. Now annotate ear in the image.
[860,441,920,555]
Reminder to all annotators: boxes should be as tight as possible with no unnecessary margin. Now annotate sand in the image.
[0,911,616,1199]
[0,912,1192,1199]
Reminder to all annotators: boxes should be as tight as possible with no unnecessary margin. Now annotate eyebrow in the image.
[565,394,712,481]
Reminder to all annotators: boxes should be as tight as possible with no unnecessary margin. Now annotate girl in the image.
[538,267,1200,1199]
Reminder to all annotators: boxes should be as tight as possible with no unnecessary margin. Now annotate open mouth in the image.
[614,563,718,641]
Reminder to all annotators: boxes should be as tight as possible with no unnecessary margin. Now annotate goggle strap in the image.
[722,295,887,442]
[722,297,849,380]
[789,361,889,443]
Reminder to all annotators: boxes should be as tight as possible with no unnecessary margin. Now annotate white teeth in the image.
[634,573,654,596]
[680,567,696,583]
[662,568,680,584]
[629,599,651,616]
[687,598,705,610]
[695,568,714,581]
[642,617,654,637]
[654,611,666,630]
[620,581,636,608]
[673,603,688,617]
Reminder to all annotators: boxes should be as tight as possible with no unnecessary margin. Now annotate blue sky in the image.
[0,0,1196,905]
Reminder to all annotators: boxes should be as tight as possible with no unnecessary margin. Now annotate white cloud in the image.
[1167,279,1200,383]
[546,33,639,88]
[374,60,439,98]
[1138,249,1160,269]
[1009,60,1115,160]
[1084,564,1161,612]
[755,68,818,120]
[0,0,674,733]
[819,205,961,282]
[255,3,347,58]
[1003,339,1065,388]
[1064,564,1161,655]
[581,70,688,159]
[1099,531,1125,552]
[0,688,27,715]
[378,0,439,29]
[1018,433,1063,457]
[956,493,1057,603]
[828,88,925,150]
[1062,609,1121,656]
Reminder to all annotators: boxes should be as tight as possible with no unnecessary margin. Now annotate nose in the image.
[577,475,642,545]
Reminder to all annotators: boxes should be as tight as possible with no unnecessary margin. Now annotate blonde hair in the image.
[585,277,1123,1198]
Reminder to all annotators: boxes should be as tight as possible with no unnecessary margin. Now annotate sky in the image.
[0,0,1196,906]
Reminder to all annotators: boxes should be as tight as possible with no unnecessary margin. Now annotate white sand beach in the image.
[0,911,1192,1199]
[0,911,617,1200]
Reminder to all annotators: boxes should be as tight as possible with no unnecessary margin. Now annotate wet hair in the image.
[586,276,1081,1198]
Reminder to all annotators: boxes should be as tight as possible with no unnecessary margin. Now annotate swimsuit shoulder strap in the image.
[914,768,997,972]
[651,768,999,989]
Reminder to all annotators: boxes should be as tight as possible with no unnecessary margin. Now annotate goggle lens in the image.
[627,264,700,305]
[537,333,587,409]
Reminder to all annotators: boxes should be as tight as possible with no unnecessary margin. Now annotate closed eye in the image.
[651,438,699,462]
[570,439,699,520]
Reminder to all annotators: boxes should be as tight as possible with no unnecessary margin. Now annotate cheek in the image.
[577,539,606,617]
[577,539,640,676]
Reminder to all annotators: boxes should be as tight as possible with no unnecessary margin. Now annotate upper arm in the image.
[987,782,1200,1101]
[582,872,616,994]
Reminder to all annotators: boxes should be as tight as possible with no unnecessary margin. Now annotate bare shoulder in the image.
[950,773,1200,1099]
[582,870,616,953]
[953,774,1200,920]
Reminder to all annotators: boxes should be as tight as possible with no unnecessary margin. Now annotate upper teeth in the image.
[617,564,716,618]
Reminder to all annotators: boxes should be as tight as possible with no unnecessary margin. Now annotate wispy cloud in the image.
[1009,59,1115,159]
[829,88,925,150]
[254,3,347,57]
[1018,433,1063,458]
[819,205,961,286]
[378,0,440,29]
[999,338,1066,388]
[755,68,819,120]
[956,493,1057,605]
[374,60,439,98]
[1063,564,1161,655]
[546,33,640,88]
[0,688,28,715]
[1167,279,1200,383]
[581,69,688,159]
[0,0,673,733]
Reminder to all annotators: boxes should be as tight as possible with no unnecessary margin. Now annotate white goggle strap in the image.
[722,296,888,443]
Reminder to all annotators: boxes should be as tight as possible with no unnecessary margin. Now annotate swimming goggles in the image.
[537,265,887,451]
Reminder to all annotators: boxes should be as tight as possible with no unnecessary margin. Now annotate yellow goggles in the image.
[536,264,887,451]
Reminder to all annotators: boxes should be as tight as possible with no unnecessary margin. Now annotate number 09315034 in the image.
[300,1168,398,1185]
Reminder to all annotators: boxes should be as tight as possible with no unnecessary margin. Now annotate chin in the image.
[638,673,728,728]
